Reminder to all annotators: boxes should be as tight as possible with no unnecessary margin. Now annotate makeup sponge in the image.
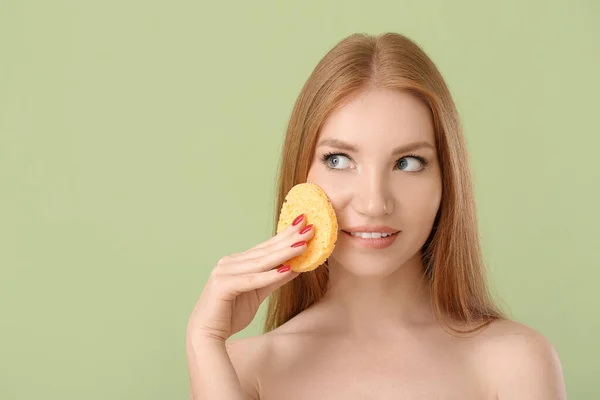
[276,182,338,272]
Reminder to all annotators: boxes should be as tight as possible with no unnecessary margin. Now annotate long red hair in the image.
[263,32,505,335]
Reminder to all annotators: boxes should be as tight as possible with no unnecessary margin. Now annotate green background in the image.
[1,0,598,398]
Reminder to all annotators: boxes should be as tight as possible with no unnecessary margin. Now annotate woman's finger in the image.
[222,216,311,269]
[226,265,300,296]
[223,226,314,276]
[248,214,307,252]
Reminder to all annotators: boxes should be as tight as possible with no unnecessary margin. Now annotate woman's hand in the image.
[186,214,314,342]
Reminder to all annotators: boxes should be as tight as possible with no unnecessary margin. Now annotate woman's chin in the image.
[329,259,401,277]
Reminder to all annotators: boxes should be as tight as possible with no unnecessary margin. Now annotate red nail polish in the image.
[292,214,304,226]
[291,240,306,248]
[299,224,313,234]
[277,265,291,273]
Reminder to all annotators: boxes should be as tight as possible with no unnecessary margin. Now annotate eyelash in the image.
[320,152,429,171]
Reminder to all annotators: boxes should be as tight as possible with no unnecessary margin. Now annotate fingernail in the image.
[291,240,306,248]
[277,265,291,273]
[299,224,313,234]
[292,214,304,226]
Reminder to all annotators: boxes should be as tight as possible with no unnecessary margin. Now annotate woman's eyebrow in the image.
[316,138,435,155]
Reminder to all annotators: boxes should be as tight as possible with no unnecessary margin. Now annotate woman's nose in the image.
[352,172,394,217]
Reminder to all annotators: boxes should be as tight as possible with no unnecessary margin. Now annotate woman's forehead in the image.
[319,89,435,144]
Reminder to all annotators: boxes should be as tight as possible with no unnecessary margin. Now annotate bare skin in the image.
[188,88,566,399]
[227,305,564,399]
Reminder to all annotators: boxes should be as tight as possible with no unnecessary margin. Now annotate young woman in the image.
[186,32,566,399]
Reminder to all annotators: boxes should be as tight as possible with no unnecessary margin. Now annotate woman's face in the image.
[306,88,442,276]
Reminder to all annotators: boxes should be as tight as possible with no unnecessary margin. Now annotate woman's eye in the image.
[396,157,424,172]
[326,154,351,169]
[323,153,426,172]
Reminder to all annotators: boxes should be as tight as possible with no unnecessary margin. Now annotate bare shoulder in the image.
[224,309,322,399]
[225,334,271,400]
[472,318,567,399]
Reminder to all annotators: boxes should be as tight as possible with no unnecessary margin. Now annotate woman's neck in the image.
[317,252,436,339]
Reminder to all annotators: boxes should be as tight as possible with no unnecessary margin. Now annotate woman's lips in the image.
[341,230,400,249]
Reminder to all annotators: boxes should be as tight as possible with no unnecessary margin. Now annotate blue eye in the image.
[320,152,429,172]
[396,155,428,172]
[321,152,351,170]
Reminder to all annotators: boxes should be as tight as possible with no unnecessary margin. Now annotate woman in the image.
[186,32,566,399]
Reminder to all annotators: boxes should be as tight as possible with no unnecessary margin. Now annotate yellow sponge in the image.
[276,182,338,272]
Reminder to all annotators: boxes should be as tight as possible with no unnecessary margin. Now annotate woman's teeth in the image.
[349,232,394,239]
